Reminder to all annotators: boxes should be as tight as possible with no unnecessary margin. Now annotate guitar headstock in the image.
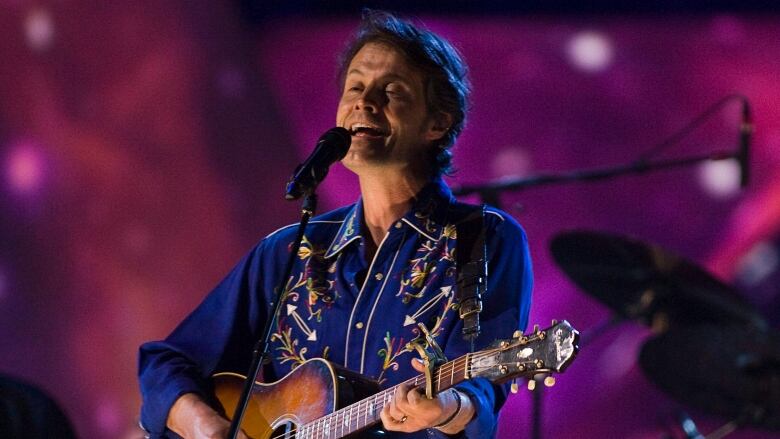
[467,320,579,386]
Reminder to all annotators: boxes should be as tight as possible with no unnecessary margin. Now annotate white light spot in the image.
[24,8,55,52]
[567,31,614,73]
[698,159,741,198]
[736,241,779,287]
[490,146,532,179]
[5,143,46,196]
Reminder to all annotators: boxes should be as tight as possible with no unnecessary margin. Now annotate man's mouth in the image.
[349,123,388,138]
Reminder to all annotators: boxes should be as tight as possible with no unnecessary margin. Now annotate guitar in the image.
[211,320,579,438]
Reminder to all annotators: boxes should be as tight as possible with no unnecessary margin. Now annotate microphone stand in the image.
[226,192,318,439]
[456,148,742,439]
[454,148,742,202]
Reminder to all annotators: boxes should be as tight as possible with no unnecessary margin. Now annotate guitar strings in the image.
[294,350,498,438]
[264,347,509,439]
[273,335,552,439]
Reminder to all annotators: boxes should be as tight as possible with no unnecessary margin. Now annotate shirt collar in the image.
[324,178,454,259]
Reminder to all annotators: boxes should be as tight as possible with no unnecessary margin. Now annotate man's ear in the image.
[424,111,453,142]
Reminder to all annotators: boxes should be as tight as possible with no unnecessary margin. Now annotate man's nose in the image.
[355,87,384,112]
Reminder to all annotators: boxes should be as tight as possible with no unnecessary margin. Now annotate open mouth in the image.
[349,123,388,138]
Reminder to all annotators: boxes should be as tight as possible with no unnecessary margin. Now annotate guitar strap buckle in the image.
[406,323,447,399]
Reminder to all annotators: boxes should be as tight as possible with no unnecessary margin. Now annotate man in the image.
[139,10,532,438]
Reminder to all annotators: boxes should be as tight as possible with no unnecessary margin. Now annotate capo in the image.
[406,323,447,399]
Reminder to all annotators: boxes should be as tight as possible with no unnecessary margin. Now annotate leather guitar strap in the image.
[454,203,487,349]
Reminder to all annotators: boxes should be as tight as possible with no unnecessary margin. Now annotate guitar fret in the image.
[449,360,455,387]
[361,397,367,429]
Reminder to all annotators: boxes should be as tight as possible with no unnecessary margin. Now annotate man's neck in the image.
[358,170,430,256]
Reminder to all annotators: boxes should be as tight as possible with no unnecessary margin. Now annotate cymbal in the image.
[550,230,767,331]
[640,325,780,430]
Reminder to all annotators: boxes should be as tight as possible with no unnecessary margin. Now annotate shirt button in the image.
[395,222,402,229]
[375,273,383,281]
[355,322,364,329]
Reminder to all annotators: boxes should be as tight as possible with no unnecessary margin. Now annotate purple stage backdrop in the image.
[1,3,779,439]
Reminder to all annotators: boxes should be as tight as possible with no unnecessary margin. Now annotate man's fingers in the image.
[394,382,411,411]
[407,386,422,406]
[380,403,410,432]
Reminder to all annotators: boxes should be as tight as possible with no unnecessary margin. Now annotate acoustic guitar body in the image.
[212,358,382,439]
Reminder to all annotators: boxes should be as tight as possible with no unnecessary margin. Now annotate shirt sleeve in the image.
[432,210,533,438]
[137,242,270,438]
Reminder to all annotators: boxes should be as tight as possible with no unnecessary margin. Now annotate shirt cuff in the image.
[459,377,502,438]
[427,377,500,438]
[139,376,207,438]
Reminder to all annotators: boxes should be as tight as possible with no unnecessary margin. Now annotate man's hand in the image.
[380,358,475,435]
[167,393,250,439]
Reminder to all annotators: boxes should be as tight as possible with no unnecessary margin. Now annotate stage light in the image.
[697,158,740,198]
[5,141,46,196]
[567,30,613,73]
[24,7,55,52]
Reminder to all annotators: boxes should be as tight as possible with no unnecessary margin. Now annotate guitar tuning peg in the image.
[511,380,519,394]
[551,319,558,326]
[533,324,540,333]
[513,330,522,339]
[527,379,536,391]
[544,376,556,387]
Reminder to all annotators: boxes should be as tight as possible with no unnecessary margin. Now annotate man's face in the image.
[337,42,446,176]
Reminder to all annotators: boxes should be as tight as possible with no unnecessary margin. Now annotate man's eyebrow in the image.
[346,70,412,86]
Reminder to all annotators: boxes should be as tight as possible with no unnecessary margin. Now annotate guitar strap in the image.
[453,203,487,350]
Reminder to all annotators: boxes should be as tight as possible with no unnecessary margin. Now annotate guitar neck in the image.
[297,354,472,438]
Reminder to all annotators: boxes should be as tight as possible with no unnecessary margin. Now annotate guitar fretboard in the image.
[295,353,475,439]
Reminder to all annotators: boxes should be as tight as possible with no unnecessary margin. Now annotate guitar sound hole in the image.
[270,420,298,439]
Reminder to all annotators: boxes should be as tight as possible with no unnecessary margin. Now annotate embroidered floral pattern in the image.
[273,234,336,368]
[377,331,411,384]
[271,326,308,367]
[396,224,456,303]
[268,181,492,385]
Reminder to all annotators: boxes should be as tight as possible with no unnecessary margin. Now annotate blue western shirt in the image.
[138,179,533,438]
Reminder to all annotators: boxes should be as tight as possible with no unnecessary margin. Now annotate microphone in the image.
[285,127,351,200]
[738,100,752,188]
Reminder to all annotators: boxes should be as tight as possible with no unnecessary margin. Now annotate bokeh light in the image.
[4,140,48,197]
[24,7,55,52]
[490,146,533,179]
[566,30,614,73]
[95,397,122,436]
[697,158,741,198]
